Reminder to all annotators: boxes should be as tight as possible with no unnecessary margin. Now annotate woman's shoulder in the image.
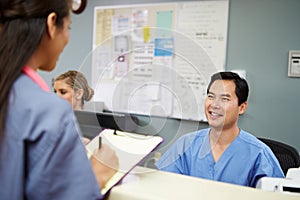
[11,75,75,129]
[13,74,72,113]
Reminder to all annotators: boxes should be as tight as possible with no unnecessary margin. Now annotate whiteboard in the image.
[89,1,229,121]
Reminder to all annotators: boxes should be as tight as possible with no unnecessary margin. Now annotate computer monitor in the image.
[74,110,138,139]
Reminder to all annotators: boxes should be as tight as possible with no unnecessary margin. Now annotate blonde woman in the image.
[53,70,94,110]
[53,70,95,144]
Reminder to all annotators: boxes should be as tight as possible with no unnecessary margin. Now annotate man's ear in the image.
[46,12,57,39]
[239,101,248,115]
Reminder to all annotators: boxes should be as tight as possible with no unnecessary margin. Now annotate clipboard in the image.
[86,129,163,196]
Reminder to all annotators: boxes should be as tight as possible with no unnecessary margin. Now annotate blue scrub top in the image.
[156,128,284,187]
[0,74,102,199]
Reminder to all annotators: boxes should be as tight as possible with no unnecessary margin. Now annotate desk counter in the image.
[107,166,300,200]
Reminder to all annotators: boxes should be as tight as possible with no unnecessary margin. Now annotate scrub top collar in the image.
[22,66,50,92]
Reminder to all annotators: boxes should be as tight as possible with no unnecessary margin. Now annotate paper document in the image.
[86,129,163,196]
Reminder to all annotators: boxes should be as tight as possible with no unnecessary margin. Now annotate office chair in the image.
[258,137,300,175]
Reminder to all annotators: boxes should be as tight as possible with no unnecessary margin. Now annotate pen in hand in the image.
[98,136,102,149]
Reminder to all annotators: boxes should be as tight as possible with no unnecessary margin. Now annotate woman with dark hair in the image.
[0,0,118,199]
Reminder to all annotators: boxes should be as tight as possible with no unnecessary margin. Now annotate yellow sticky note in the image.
[143,26,150,42]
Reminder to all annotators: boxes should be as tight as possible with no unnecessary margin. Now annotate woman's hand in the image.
[90,144,119,188]
[82,137,90,145]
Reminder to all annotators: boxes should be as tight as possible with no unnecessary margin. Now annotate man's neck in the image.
[210,126,240,145]
[209,126,240,162]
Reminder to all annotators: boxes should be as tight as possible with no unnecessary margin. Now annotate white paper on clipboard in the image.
[86,129,163,196]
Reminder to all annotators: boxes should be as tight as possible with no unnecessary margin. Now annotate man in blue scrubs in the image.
[156,72,284,187]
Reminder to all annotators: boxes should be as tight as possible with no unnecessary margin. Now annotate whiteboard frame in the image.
[91,0,229,121]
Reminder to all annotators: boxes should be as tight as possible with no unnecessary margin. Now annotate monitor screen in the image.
[74,110,138,139]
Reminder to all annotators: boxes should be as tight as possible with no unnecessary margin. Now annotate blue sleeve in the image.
[155,144,183,173]
[155,133,195,174]
[250,150,285,187]
[26,109,102,199]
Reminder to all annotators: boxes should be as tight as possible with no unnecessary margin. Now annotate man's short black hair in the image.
[206,72,249,105]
